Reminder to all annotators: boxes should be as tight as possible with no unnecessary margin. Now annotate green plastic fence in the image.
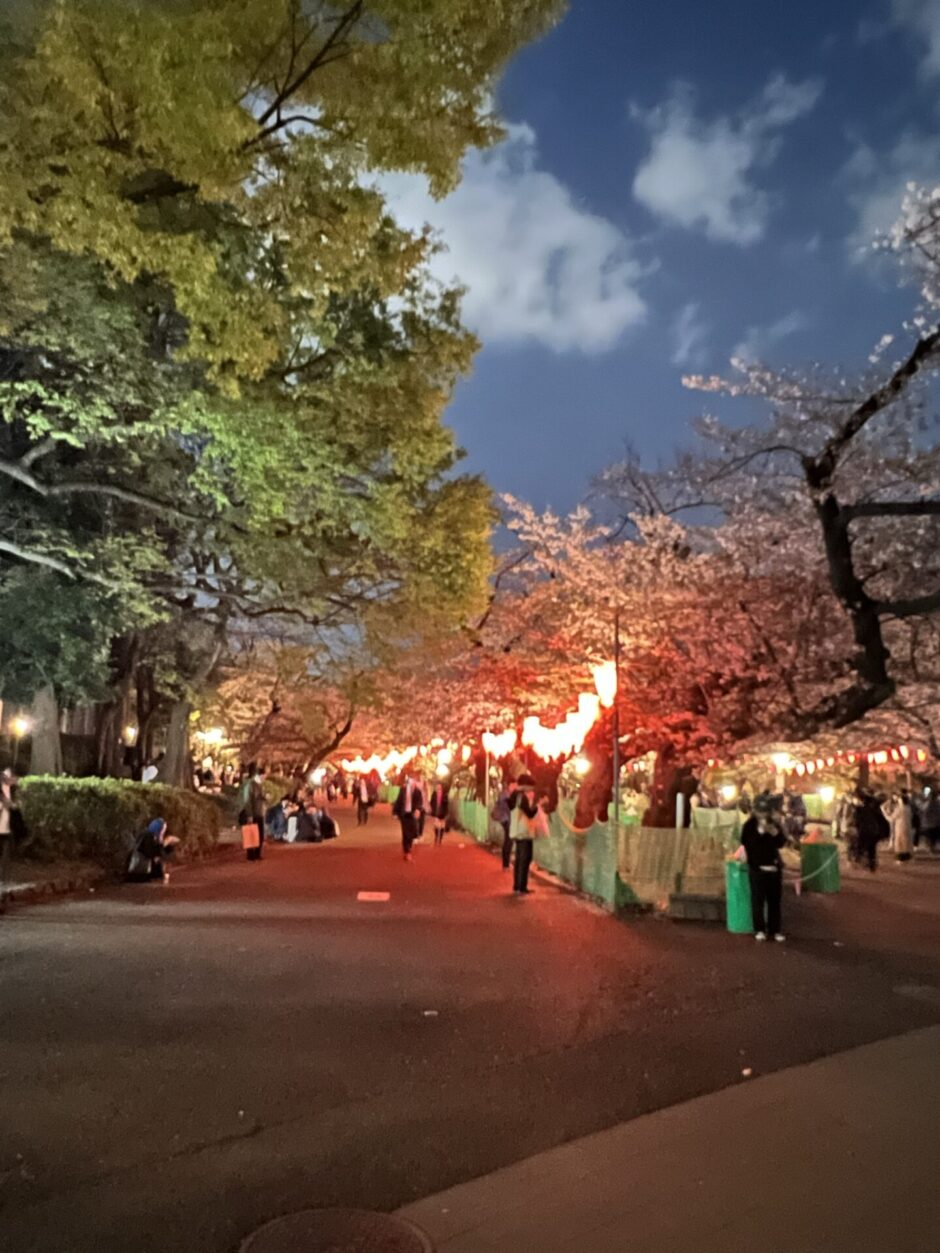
[448,790,743,914]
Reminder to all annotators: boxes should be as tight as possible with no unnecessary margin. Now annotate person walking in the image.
[429,778,450,845]
[856,791,888,872]
[356,776,370,827]
[491,780,518,870]
[393,772,425,861]
[510,773,546,895]
[741,804,786,941]
[883,791,914,862]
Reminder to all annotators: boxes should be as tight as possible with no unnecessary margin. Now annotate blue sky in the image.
[387,0,940,510]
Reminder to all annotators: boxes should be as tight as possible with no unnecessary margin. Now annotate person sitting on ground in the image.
[265,797,289,842]
[296,801,322,843]
[315,804,338,840]
[125,818,180,883]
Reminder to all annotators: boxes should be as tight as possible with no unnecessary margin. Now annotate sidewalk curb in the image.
[2,838,242,909]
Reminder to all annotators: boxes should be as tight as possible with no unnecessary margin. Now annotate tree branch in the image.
[876,587,940,619]
[247,2,364,147]
[844,499,940,520]
[815,325,940,478]
[0,539,77,579]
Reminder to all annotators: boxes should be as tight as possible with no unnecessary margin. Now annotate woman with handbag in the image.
[239,763,266,860]
[511,773,548,895]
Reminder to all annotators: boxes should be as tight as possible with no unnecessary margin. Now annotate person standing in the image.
[429,778,450,845]
[393,772,425,861]
[883,791,914,862]
[491,781,518,870]
[239,763,266,861]
[356,776,370,826]
[0,769,24,915]
[741,805,786,941]
[511,773,545,895]
[919,788,940,853]
[856,791,888,873]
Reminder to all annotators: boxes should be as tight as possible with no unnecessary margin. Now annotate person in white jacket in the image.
[883,792,914,862]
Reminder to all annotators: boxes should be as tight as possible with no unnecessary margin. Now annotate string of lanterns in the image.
[703,744,932,775]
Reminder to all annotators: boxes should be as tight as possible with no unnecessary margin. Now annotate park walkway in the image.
[400,1023,940,1252]
[0,801,937,1252]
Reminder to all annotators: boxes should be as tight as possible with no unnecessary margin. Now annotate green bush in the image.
[263,774,295,806]
[17,777,221,867]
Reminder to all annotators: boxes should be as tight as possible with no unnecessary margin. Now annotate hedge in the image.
[17,777,221,868]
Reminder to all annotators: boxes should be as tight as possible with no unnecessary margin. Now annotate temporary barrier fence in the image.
[447,789,741,914]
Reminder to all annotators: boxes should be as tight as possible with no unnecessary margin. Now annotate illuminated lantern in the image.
[591,661,618,709]
[806,762,815,775]
[917,749,928,763]
[826,757,835,768]
[900,745,910,760]
[795,763,805,776]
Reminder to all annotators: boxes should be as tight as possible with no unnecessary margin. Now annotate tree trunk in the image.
[573,719,613,828]
[528,756,562,813]
[137,663,157,762]
[646,743,697,828]
[29,684,63,777]
[97,635,139,777]
[158,700,194,790]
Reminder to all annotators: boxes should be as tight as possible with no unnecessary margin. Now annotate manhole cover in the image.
[240,1209,434,1253]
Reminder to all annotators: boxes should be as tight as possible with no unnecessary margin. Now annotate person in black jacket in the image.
[392,773,425,861]
[856,791,889,872]
[428,779,450,845]
[741,806,786,941]
[512,772,542,895]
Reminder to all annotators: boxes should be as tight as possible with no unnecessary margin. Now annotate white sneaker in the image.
[755,931,767,942]
[773,933,786,943]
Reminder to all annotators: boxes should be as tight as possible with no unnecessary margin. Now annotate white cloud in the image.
[380,124,646,354]
[631,75,823,246]
[892,0,940,75]
[670,301,709,366]
[845,131,940,254]
[732,310,809,363]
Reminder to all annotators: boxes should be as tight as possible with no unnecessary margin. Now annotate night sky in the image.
[384,0,939,510]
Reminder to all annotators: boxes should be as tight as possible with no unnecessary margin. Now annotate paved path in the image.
[400,1025,940,1252]
[0,802,937,1252]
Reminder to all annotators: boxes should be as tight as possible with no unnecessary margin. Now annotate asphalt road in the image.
[1,804,938,1253]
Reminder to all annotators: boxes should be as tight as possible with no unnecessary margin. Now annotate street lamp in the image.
[11,715,31,770]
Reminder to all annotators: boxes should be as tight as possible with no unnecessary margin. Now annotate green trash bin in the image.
[800,841,840,893]
[725,859,753,934]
